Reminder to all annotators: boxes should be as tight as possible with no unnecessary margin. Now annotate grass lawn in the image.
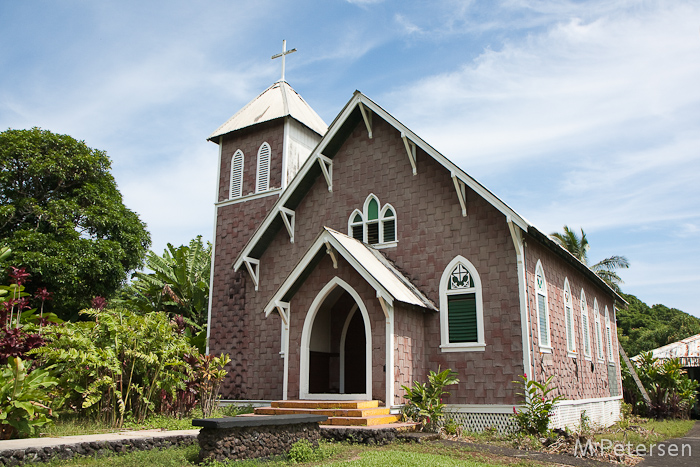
[21,440,552,467]
[592,418,696,448]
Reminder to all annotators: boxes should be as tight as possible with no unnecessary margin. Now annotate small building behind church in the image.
[205,78,624,431]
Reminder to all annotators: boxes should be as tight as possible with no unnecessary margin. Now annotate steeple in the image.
[208,81,327,141]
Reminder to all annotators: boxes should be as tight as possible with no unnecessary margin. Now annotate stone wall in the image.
[0,431,196,466]
[197,423,321,463]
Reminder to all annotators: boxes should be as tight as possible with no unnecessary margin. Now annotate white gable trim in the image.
[233,91,529,272]
[263,228,435,317]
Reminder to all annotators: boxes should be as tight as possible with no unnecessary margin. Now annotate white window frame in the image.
[230,149,244,199]
[605,306,615,363]
[347,194,398,248]
[255,142,271,193]
[439,255,485,352]
[563,278,576,357]
[594,299,605,362]
[348,209,364,241]
[380,204,397,244]
[580,289,592,361]
[534,260,552,353]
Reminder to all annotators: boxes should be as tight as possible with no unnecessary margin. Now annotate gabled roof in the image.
[233,90,625,303]
[635,333,700,365]
[263,227,437,316]
[208,80,328,141]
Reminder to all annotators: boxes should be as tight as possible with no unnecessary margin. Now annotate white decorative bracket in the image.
[376,291,393,320]
[274,300,290,325]
[317,154,333,192]
[279,207,295,243]
[401,133,417,175]
[324,240,338,269]
[451,172,467,217]
[359,102,373,139]
[242,257,260,291]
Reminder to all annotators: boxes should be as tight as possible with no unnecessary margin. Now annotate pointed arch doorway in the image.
[300,277,372,400]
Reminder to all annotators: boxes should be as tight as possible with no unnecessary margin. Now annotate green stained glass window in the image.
[353,213,363,223]
[367,198,379,220]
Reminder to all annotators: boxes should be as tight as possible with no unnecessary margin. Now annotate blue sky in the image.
[1,0,699,316]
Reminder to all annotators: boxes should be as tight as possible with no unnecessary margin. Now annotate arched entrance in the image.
[300,277,371,399]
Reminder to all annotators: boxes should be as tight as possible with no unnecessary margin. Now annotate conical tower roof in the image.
[208,81,327,141]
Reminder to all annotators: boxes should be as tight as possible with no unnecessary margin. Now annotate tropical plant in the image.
[401,367,459,432]
[196,353,231,418]
[550,226,629,293]
[512,374,564,435]
[0,127,151,320]
[625,352,699,419]
[31,307,196,427]
[123,236,211,328]
[0,357,59,439]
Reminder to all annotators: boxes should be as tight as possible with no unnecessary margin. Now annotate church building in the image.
[205,75,624,431]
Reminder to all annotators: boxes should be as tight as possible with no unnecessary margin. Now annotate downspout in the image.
[205,136,224,355]
[508,217,532,382]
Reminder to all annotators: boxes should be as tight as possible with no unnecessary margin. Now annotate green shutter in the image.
[448,294,477,343]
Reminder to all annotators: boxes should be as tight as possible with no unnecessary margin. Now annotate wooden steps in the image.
[253,400,401,427]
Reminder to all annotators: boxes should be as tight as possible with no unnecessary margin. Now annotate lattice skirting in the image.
[442,407,518,433]
[549,396,622,430]
[442,397,622,433]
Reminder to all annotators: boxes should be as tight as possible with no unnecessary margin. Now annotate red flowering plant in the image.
[512,374,564,435]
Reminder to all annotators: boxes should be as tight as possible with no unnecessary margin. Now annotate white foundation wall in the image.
[443,396,622,433]
[550,396,622,430]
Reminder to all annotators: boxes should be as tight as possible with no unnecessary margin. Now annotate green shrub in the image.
[31,308,201,427]
[288,439,316,463]
[512,374,563,435]
[0,357,59,438]
[401,367,459,432]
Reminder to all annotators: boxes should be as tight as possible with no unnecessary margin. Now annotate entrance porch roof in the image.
[263,227,437,317]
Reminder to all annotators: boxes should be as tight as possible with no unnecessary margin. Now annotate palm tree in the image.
[123,236,212,327]
[551,226,629,293]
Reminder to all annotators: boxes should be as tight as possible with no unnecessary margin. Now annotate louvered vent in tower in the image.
[256,142,271,193]
[230,149,244,199]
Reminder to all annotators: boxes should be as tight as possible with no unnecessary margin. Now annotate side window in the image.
[380,205,396,243]
[594,299,604,361]
[439,256,484,352]
[605,306,614,363]
[256,142,271,193]
[564,278,576,355]
[535,261,551,351]
[230,149,244,199]
[349,210,364,241]
[580,290,591,360]
[347,194,398,247]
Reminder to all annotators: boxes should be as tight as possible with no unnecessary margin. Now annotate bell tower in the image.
[206,71,327,398]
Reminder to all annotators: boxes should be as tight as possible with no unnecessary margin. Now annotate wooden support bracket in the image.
[242,257,260,291]
[451,172,467,217]
[401,133,417,175]
[279,207,295,243]
[317,154,333,192]
[359,102,373,139]
[324,240,338,269]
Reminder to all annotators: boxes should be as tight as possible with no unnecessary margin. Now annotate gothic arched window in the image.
[535,260,551,351]
[439,256,484,352]
[347,194,398,247]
